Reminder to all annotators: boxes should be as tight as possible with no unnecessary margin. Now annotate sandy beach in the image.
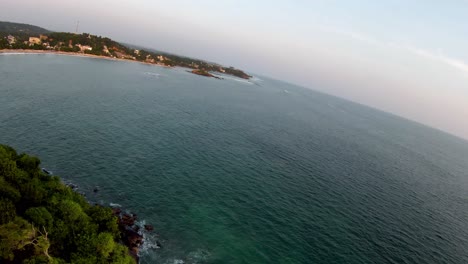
[0,49,170,68]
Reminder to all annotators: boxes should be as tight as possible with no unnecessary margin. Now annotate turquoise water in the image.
[1,54,468,264]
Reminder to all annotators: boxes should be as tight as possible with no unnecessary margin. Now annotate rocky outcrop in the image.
[112,209,148,263]
[190,69,221,79]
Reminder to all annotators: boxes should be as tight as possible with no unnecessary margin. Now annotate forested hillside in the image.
[0,21,50,35]
[0,145,135,264]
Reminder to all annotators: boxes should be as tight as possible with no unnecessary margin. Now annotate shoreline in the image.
[0,49,171,68]
[0,144,148,263]
[64,181,155,263]
[0,49,253,80]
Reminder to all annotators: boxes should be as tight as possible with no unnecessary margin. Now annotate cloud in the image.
[315,25,380,45]
[402,46,468,75]
[317,25,468,76]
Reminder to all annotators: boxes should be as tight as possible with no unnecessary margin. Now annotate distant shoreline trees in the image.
[1,20,252,80]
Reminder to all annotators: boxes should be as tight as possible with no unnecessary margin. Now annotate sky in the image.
[2,0,468,139]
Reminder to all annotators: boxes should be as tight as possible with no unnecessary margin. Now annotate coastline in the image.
[0,49,252,79]
[0,49,171,68]
[0,144,147,263]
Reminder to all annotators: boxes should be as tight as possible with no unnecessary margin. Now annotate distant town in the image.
[0,21,252,80]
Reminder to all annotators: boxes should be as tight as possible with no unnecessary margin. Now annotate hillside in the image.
[0,145,140,263]
[0,21,50,35]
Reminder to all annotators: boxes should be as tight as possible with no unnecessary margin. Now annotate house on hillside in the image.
[75,44,92,52]
[145,55,155,63]
[28,37,41,45]
[42,42,52,49]
[81,45,92,51]
[157,55,168,62]
[7,35,16,44]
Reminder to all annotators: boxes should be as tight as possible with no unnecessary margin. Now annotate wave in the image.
[212,74,255,85]
[143,72,161,78]
[0,52,43,55]
[250,76,264,82]
[136,219,161,249]
[161,249,211,264]
[165,260,185,264]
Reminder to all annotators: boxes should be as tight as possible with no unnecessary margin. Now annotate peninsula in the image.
[0,21,252,80]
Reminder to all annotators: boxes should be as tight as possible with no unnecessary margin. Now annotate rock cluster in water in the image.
[190,69,222,79]
[112,208,147,262]
[64,181,159,263]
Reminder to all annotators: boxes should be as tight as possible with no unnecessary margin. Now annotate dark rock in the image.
[113,207,153,262]
[93,187,99,193]
[144,224,154,231]
[66,183,77,189]
[41,168,52,175]
[156,241,162,248]
[126,229,143,247]
[112,207,122,215]
[122,228,143,262]
[190,69,221,79]
[120,213,137,226]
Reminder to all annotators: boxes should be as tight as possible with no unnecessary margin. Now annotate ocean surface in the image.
[1,54,468,264]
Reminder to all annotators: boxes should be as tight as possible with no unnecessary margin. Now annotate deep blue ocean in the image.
[1,54,468,264]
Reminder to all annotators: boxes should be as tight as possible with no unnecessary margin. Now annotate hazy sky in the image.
[2,0,468,139]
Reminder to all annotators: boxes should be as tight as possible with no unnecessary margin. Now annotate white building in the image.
[81,45,92,51]
[7,35,16,44]
[75,44,93,52]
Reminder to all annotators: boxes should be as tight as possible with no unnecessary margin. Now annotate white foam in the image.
[144,72,160,76]
[250,76,264,82]
[186,249,211,262]
[213,74,255,85]
[0,52,41,55]
[135,219,162,256]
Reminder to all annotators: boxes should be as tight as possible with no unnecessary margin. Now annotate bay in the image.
[1,54,468,263]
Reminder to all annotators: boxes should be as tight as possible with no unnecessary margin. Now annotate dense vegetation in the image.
[0,21,49,36]
[0,21,251,79]
[0,145,135,264]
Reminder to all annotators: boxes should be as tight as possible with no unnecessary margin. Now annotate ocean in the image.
[1,54,468,264]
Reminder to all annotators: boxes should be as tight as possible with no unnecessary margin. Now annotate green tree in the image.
[58,200,84,222]
[26,207,54,230]
[0,198,16,224]
[17,153,41,172]
[20,178,48,207]
[108,244,136,264]
[0,145,18,179]
[96,232,115,258]
[87,206,119,237]
[0,145,137,263]
[0,217,35,261]
[0,177,21,202]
